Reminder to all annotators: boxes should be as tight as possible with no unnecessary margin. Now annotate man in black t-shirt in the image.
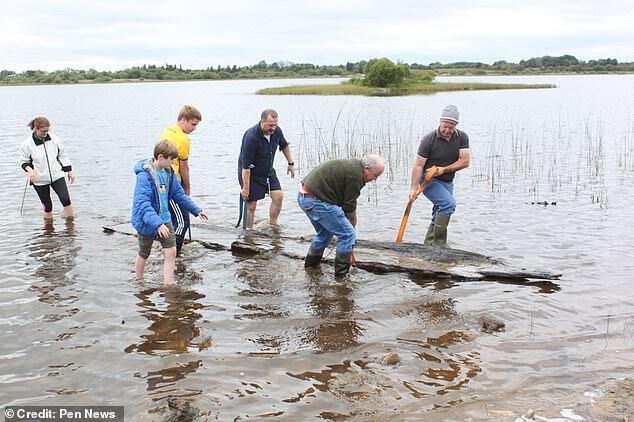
[408,105,471,246]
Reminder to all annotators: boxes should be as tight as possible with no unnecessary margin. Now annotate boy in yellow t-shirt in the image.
[159,105,201,255]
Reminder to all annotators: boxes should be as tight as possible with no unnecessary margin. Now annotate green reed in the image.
[473,118,622,207]
[296,104,633,208]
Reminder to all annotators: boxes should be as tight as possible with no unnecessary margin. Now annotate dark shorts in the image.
[239,172,282,202]
[137,222,176,259]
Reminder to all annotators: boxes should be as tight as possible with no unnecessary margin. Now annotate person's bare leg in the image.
[63,204,74,219]
[163,246,176,285]
[135,255,146,281]
[43,211,54,220]
[247,201,257,229]
[269,190,283,225]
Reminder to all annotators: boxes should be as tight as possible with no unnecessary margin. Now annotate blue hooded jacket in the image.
[131,159,202,237]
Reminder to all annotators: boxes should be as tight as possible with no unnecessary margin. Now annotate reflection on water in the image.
[28,219,80,321]
[125,285,208,410]
[307,276,362,352]
[416,297,457,322]
[233,252,292,356]
[235,258,287,317]
[408,333,482,402]
[140,360,202,396]
[409,273,562,294]
[281,295,484,417]
[125,287,206,355]
[233,240,363,353]
[488,277,561,294]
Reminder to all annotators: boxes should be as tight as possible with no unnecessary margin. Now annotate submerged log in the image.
[103,223,561,283]
[230,239,561,282]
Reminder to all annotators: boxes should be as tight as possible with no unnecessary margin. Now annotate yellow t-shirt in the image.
[160,123,190,178]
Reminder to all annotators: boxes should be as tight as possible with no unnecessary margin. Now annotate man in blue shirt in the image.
[238,109,295,229]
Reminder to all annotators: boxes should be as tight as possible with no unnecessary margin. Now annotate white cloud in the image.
[1,0,632,71]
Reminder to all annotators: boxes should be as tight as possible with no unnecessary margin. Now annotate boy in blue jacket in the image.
[132,140,208,284]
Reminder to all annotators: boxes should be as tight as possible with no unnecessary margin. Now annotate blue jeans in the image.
[423,179,456,223]
[297,194,356,253]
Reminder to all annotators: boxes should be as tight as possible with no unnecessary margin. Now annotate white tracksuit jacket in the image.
[19,133,72,186]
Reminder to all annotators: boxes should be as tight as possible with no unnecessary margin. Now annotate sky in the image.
[2,0,633,72]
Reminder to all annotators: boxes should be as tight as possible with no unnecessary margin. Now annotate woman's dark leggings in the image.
[33,178,71,212]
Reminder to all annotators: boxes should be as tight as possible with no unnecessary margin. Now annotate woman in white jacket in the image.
[19,116,76,219]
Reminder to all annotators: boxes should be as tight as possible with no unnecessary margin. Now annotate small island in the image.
[257,58,555,96]
[256,80,555,96]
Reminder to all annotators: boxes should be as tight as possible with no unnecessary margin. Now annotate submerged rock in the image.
[381,352,401,366]
[461,330,477,341]
[478,316,506,333]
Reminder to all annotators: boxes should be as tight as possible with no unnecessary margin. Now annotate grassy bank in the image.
[257,81,556,96]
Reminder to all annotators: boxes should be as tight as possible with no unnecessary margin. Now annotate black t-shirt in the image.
[417,128,469,182]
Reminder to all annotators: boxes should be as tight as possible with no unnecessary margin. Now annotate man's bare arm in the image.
[436,148,470,176]
[179,159,191,195]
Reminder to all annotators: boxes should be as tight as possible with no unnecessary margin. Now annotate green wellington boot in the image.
[432,214,451,246]
[334,251,353,278]
[423,224,435,245]
[304,247,325,268]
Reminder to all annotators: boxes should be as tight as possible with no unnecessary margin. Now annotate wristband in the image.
[288,162,294,166]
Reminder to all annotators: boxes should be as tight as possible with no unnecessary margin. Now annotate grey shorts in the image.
[137,222,176,259]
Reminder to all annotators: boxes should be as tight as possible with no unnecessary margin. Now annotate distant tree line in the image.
[2,55,633,85]
[412,55,633,75]
[0,61,354,85]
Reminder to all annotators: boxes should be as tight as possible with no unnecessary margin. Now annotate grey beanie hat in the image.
[440,105,459,124]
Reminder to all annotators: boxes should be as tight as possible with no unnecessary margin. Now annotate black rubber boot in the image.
[175,233,185,256]
[432,214,451,246]
[334,251,353,278]
[304,247,325,268]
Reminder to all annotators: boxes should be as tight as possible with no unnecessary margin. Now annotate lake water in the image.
[1,75,633,420]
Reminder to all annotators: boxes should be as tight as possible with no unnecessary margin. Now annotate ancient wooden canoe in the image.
[103,223,561,284]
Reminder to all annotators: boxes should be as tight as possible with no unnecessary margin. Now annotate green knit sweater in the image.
[302,159,366,213]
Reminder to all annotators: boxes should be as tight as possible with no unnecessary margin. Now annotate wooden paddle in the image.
[396,165,438,243]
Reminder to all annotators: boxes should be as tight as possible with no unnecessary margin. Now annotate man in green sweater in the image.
[297,154,385,278]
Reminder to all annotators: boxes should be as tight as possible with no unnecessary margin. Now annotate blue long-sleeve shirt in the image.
[237,122,289,185]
